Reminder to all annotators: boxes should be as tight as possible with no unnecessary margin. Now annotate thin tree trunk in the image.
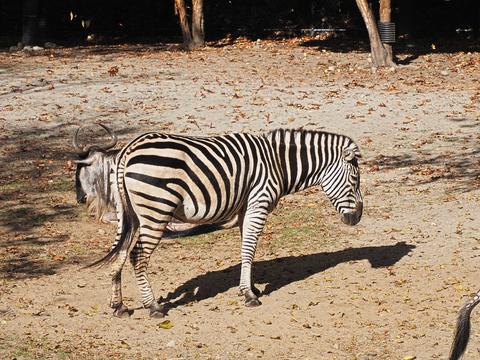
[296,0,313,28]
[192,0,205,47]
[379,0,394,63]
[355,0,394,68]
[174,0,193,50]
[22,0,40,45]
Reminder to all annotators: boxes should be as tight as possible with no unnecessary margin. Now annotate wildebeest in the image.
[73,124,238,234]
[449,291,480,360]
[73,124,119,223]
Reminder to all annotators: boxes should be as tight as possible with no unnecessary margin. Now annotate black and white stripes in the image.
[93,128,363,318]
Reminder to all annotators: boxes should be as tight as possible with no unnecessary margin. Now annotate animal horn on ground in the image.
[449,291,480,360]
[72,123,118,156]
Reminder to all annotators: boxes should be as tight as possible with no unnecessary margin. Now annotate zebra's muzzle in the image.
[341,201,363,226]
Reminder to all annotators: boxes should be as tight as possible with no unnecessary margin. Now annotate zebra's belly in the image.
[173,198,240,224]
[173,202,201,223]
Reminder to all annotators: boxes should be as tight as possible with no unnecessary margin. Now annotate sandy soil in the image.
[0,38,479,359]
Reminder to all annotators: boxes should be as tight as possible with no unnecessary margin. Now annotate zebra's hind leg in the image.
[238,205,268,307]
[130,222,170,318]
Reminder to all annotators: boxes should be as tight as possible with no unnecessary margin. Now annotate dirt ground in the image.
[0,38,479,359]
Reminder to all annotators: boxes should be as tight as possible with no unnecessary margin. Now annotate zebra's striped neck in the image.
[265,129,354,196]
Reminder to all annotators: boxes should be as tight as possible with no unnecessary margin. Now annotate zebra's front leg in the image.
[110,249,131,317]
[130,228,167,318]
[238,206,268,307]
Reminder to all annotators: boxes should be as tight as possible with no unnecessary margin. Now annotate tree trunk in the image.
[379,0,394,63]
[174,0,193,50]
[22,0,40,45]
[192,0,205,48]
[355,0,394,68]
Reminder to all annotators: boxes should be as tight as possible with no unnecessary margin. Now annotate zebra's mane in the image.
[265,128,360,153]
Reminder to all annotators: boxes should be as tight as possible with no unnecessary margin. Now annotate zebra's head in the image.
[320,141,363,226]
[73,124,119,221]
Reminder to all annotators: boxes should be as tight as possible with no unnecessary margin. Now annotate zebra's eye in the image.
[348,157,358,166]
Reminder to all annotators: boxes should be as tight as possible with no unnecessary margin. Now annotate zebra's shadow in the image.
[160,241,415,312]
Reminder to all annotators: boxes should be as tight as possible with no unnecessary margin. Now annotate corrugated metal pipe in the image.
[378,21,396,43]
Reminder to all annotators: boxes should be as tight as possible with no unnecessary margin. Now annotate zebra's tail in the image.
[449,291,480,360]
[86,150,137,268]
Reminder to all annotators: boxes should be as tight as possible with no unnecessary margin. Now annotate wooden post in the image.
[192,0,205,47]
[174,0,193,50]
[355,0,395,68]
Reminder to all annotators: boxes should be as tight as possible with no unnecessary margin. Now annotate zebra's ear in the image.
[342,148,356,162]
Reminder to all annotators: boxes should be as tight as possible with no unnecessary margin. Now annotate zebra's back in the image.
[120,132,262,224]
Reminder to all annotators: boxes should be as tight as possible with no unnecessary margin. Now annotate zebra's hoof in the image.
[245,297,261,307]
[238,287,262,297]
[149,303,166,318]
[113,303,131,318]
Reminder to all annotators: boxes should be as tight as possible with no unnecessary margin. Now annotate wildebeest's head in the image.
[73,124,119,222]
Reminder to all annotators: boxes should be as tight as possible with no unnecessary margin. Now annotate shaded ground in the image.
[0,38,479,359]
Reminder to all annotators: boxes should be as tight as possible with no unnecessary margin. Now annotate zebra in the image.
[449,291,480,360]
[90,128,363,318]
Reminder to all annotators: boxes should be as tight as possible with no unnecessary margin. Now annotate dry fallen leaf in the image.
[158,320,173,329]
[108,66,119,76]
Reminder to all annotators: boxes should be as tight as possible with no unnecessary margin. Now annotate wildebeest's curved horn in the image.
[96,124,117,151]
[72,124,118,156]
[72,126,87,155]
